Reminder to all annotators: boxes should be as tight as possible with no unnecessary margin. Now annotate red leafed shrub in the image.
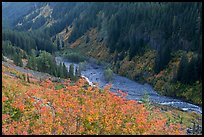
[2,75,186,135]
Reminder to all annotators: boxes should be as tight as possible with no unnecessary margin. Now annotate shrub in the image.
[79,61,87,71]
[104,68,113,82]
[2,75,186,135]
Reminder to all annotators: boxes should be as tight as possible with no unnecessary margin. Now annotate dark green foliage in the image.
[2,41,15,58]
[55,84,64,90]
[129,39,147,60]
[154,44,171,74]
[5,2,201,57]
[62,63,68,78]
[2,29,56,54]
[176,54,202,84]
[63,50,87,63]
[22,74,26,81]
[27,55,37,71]
[27,73,30,83]
[2,40,27,59]
[26,51,70,79]
[13,53,23,67]
[58,63,64,78]
[101,2,201,59]
[35,51,53,73]
[75,66,81,77]
[68,64,75,80]
[177,54,188,82]
[57,38,61,50]
[75,67,78,77]
[67,3,100,43]
[61,40,64,48]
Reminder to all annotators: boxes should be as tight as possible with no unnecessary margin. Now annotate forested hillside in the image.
[2,2,202,135]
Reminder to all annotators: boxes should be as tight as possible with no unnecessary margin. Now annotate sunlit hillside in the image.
[2,62,188,135]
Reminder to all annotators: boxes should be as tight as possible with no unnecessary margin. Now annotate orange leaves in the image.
[103,84,112,92]
[75,78,87,87]
[87,130,94,135]
[40,106,48,113]
[56,107,63,114]
[117,89,128,97]
[18,102,26,111]
[87,115,94,123]
[22,131,28,135]
[2,96,8,102]
[9,127,15,134]
[57,126,64,134]
[2,73,186,135]
[2,114,10,121]
[11,100,26,111]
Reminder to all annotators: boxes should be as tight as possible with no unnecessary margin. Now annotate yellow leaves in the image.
[57,126,64,134]
[87,130,94,135]
[87,86,93,92]
[87,115,94,123]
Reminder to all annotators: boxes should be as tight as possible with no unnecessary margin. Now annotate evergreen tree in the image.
[27,56,32,69]
[57,38,61,50]
[184,55,200,84]
[177,54,188,82]
[75,66,81,77]
[59,63,64,78]
[154,51,161,74]
[13,53,23,67]
[75,67,78,77]
[27,73,30,83]
[68,64,74,80]
[154,44,171,74]
[61,40,64,48]
[62,63,68,78]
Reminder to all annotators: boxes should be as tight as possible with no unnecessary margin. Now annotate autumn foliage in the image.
[2,65,186,135]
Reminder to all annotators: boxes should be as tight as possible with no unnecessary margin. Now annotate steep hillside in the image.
[2,2,44,28]
[2,2,202,105]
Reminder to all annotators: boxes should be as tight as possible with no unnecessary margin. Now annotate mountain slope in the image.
[2,2,202,106]
[2,2,42,28]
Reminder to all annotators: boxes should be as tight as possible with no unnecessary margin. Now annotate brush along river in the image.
[55,56,202,114]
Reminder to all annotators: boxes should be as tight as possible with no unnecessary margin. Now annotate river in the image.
[55,56,202,114]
